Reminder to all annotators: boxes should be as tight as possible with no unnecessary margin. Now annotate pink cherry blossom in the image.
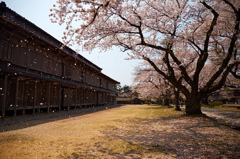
[50,0,240,115]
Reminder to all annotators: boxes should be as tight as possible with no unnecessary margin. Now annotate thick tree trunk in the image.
[201,96,209,105]
[162,97,169,106]
[185,98,202,115]
[174,88,181,111]
[175,100,181,111]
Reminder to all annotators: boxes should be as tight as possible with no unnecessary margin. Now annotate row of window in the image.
[0,37,116,91]
[0,77,116,109]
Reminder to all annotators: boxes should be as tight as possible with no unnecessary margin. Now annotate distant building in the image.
[225,89,240,104]
[208,88,240,104]
[0,2,119,120]
[117,90,142,104]
[117,91,133,104]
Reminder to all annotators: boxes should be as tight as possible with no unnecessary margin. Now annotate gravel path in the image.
[202,107,240,128]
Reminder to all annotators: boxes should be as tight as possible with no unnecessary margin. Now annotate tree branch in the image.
[192,2,219,86]
[143,56,190,96]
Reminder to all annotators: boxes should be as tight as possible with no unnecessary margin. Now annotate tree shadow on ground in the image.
[0,105,123,132]
[94,116,240,159]
[203,108,240,119]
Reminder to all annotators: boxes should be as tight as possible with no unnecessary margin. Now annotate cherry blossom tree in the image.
[225,73,240,88]
[132,62,181,110]
[50,0,240,115]
[133,65,170,104]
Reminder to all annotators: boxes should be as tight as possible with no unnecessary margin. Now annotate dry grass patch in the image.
[203,104,240,112]
[215,106,240,112]
[0,105,239,158]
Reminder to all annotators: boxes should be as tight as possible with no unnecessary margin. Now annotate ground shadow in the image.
[0,104,124,132]
[202,107,240,119]
[95,115,240,158]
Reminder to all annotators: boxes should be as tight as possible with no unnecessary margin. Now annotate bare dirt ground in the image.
[0,105,240,159]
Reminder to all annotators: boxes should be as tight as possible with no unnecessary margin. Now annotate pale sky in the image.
[3,0,141,86]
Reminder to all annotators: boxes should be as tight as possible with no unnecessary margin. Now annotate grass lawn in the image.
[215,106,240,112]
[202,104,240,112]
[0,104,239,158]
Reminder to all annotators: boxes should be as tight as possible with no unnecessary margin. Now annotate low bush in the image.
[208,101,223,107]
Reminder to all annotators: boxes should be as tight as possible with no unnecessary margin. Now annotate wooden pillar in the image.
[96,92,99,106]
[47,83,50,113]
[89,90,91,107]
[82,88,84,108]
[80,88,82,109]
[22,109,25,115]
[37,108,40,114]
[14,76,19,118]
[105,93,107,105]
[67,87,69,111]
[75,88,77,110]
[95,91,97,106]
[33,81,37,115]
[1,74,8,121]
[58,86,61,111]
[91,90,93,107]
[83,89,85,108]
[103,93,105,105]
[37,82,40,114]
[85,89,87,107]
[22,82,25,115]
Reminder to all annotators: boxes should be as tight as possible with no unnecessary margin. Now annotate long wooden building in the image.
[0,2,119,120]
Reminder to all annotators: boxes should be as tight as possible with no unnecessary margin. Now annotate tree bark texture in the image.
[185,98,202,115]
[174,88,181,111]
